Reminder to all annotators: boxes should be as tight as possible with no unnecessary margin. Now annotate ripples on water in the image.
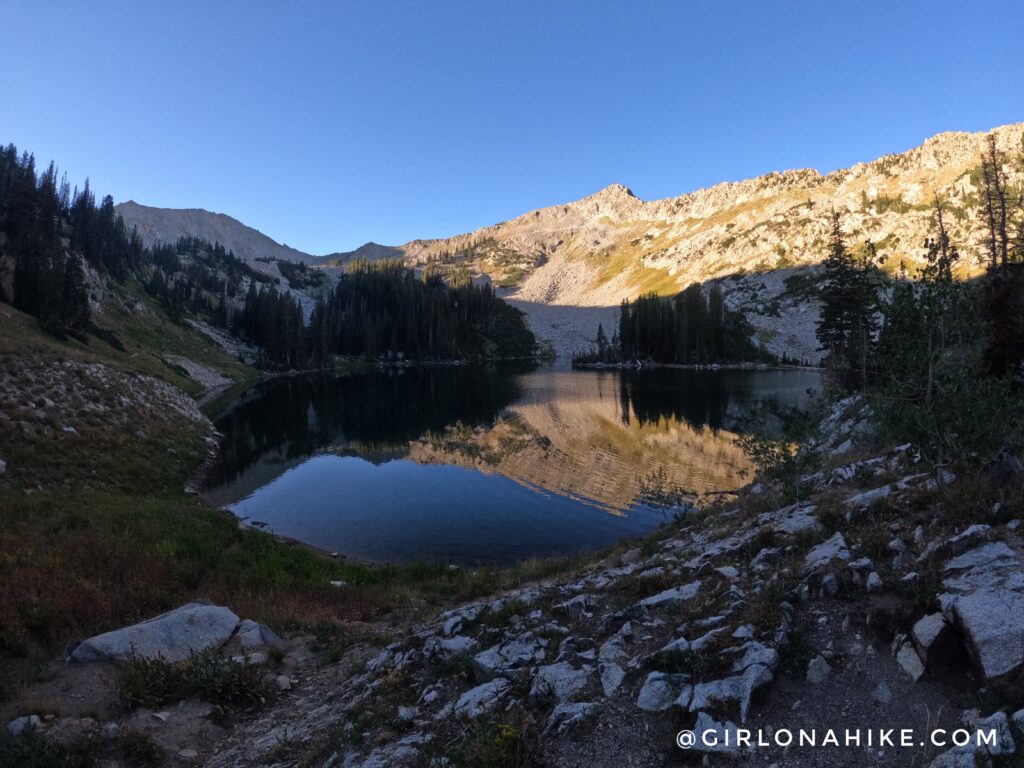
[203,364,820,565]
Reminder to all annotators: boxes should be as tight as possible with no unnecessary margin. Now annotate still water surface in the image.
[203,365,819,564]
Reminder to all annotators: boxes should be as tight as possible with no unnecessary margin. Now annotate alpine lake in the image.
[202,364,820,566]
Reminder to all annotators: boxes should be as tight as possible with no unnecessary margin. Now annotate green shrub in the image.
[188,650,269,709]
[447,715,539,768]
[116,655,187,710]
[116,651,268,712]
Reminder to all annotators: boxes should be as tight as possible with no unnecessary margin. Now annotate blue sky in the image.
[3,1,1022,254]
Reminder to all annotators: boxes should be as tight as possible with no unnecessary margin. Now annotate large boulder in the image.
[689,664,773,723]
[940,543,1024,684]
[528,662,592,707]
[235,619,281,649]
[911,613,959,669]
[636,671,689,712]
[66,602,240,664]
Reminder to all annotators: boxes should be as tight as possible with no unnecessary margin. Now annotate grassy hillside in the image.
[0,279,252,397]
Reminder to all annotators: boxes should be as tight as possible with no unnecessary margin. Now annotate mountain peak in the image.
[588,183,637,201]
[114,200,313,265]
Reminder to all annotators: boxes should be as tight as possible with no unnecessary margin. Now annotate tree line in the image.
[232,260,537,369]
[1,145,92,338]
[0,141,536,370]
[304,261,536,366]
[574,283,768,366]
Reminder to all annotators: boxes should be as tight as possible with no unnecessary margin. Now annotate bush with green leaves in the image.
[447,715,539,768]
[116,650,270,712]
[115,654,187,710]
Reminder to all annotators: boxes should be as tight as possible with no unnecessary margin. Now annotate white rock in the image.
[946,525,991,555]
[751,547,781,570]
[896,643,926,681]
[690,627,728,652]
[690,664,772,723]
[804,533,850,572]
[472,633,544,680]
[454,679,510,718]
[598,622,632,662]
[806,655,831,685]
[866,572,883,591]
[714,566,740,581]
[6,715,41,736]
[975,711,1015,756]
[599,662,626,697]
[638,581,701,608]
[941,543,1024,682]
[419,686,441,706]
[528,662,592,706]
[732,625,754,640]
[759,503,819,535]
[274,674,292,691]
[912,613,952,666]
[424,634,476,660]
[67,602,240,664]
[731,642,779,673]
[236,619,282,648]
[657,636,690,654]
[636,672,682,712]
[555,594,597,620]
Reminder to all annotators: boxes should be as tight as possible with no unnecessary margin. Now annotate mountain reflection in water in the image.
[203,364,819,564]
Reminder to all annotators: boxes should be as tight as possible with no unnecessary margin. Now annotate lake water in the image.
[202,365,820,565]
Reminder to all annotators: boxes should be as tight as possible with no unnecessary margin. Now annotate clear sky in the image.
[3,1,1022,255]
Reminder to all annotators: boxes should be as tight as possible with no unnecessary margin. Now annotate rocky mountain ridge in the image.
[114,201,316,269]
[114,123,1024,360]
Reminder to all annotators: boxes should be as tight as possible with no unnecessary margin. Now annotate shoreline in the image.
[573,360,823,371]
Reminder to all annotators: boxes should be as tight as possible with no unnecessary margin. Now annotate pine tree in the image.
[978,135,1024,376]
